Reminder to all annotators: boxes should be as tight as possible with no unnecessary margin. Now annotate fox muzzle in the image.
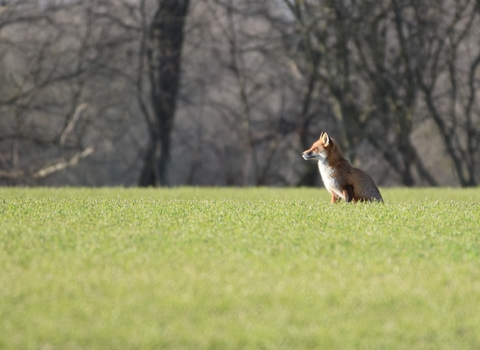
[302,151,316,161]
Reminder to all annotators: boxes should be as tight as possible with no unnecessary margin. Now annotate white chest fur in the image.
[317,158,345,199]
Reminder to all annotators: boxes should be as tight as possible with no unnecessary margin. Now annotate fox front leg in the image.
[330,192,339,204]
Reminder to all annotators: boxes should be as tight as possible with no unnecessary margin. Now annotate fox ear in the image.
[321,132,330,146]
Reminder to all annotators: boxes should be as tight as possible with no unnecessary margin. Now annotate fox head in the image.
[302,131,334,161]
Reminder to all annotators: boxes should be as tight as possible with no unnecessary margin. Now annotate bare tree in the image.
[138,0,190,187]
[278,0,441,186]
[173,0,330,186]
[412,0,480,186]
[0,1,97,185]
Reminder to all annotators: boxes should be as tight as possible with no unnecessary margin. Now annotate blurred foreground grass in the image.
[1,187,480,349]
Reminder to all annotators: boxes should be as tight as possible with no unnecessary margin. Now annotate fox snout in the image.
[302,151,316,161]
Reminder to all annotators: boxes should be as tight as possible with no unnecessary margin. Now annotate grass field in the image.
[1,187,480,349]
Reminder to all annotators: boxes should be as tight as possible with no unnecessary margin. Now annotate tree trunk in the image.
[139,0,190,187]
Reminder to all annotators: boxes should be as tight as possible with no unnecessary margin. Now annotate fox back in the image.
[302,132,383,203]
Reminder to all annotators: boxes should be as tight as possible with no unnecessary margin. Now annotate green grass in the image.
[1,187,480,349]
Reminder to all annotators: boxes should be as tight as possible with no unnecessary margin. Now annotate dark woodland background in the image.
[1,0,480,187]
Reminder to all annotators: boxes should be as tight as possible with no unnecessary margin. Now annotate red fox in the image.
[302,132,383,203]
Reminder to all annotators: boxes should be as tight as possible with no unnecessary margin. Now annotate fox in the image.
[302,131,383,203]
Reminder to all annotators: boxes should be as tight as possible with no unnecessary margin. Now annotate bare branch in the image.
[0,169,24,179]
[59,103,89,147]
[34,146,94,178]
